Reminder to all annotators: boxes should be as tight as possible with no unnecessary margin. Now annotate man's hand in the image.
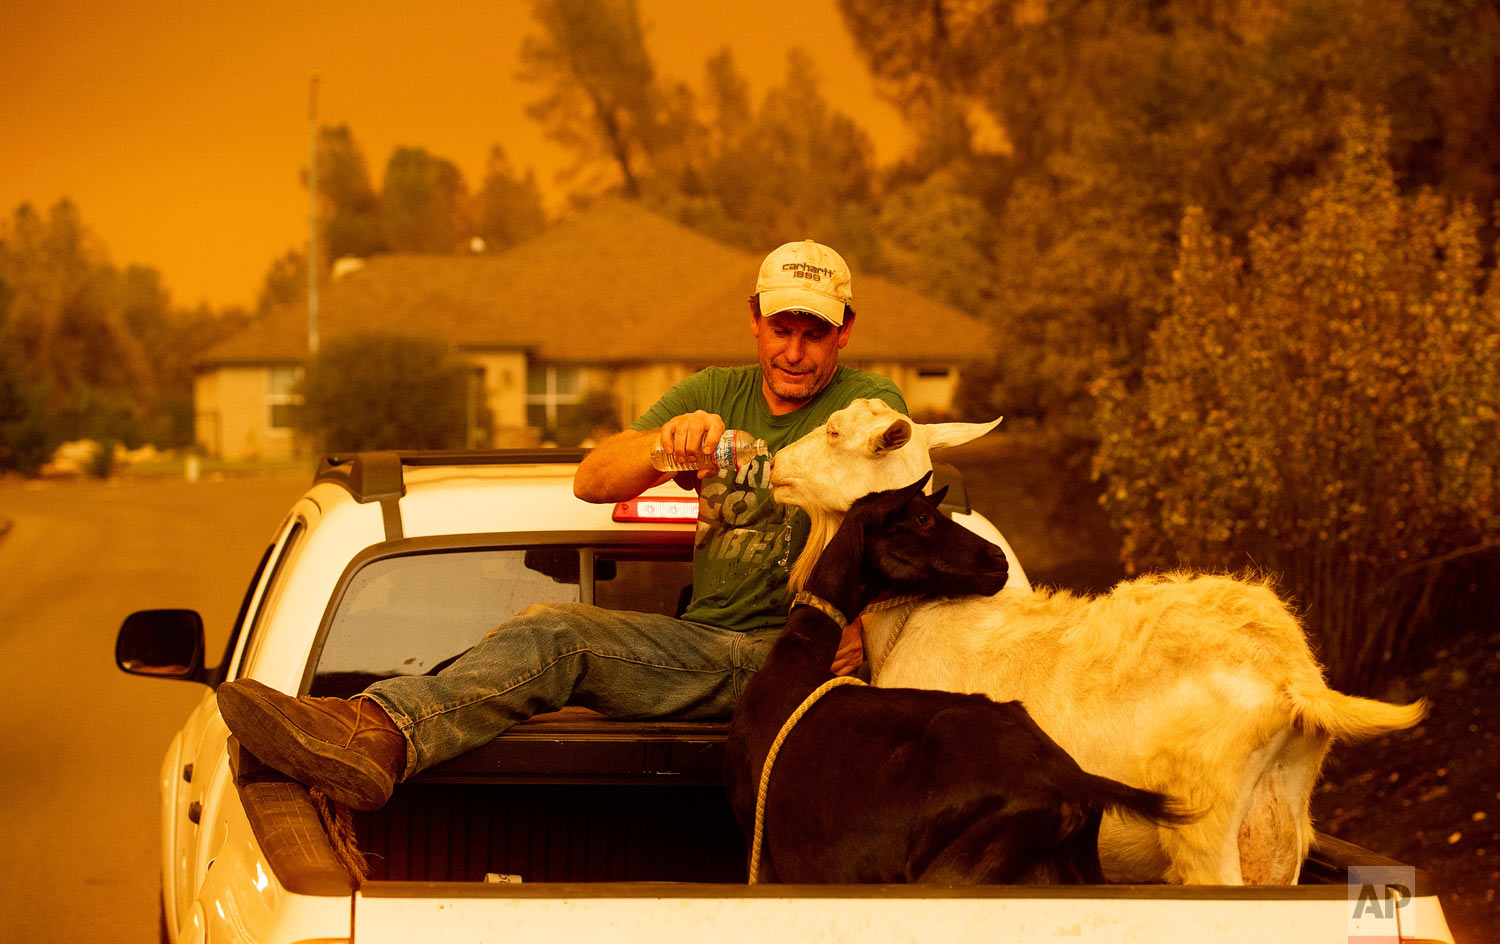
[657,410,727,479]
[831,615,865,676]
[574,410,730,502]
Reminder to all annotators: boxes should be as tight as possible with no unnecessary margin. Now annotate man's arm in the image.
[573,410,728,503]
[573,429,669,503]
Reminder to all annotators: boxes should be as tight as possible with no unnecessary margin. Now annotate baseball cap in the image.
[755,239,853,327]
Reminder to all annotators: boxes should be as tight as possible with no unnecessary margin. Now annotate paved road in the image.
[0,471,310,943]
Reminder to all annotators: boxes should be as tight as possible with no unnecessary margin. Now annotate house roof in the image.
[200,200,991,367]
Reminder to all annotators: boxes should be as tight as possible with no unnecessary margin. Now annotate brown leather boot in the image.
[217,679,407,811]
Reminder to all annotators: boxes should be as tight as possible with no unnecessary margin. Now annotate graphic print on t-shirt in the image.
[694,456,788,572]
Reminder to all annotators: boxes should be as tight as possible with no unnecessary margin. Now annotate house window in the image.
[526,366,583,431]
[268,366,303,430]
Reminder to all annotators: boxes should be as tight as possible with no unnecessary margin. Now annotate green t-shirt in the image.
[631,365,907,632]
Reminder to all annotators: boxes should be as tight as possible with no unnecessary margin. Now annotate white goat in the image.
[769,398,1427,885]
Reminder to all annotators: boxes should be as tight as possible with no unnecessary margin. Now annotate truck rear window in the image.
[308,546,692,697]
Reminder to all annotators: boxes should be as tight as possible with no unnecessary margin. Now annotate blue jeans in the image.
[360,602,781,779]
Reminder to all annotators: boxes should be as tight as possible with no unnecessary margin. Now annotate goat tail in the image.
[1086,773,1198,828]
[1285,688,1428,741]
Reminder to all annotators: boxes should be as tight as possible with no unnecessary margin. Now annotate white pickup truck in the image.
[116,449,1455,943]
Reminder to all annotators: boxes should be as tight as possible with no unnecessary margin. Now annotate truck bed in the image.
[345,711,1427,889]
[232,713,1453,942]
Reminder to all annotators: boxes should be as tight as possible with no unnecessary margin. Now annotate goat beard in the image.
[789,512,843,592]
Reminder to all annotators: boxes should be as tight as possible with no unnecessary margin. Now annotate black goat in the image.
[726,474,1188,883]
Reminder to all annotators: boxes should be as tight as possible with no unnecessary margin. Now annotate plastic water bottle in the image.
[650,429,770,473]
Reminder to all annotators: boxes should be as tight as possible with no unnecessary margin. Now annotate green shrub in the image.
[299,333,471,452]
[0,349,59,476]
[60,385,145,448]
[1092,114,1500,691]
[87,439,117,478]
[553,388,621,448]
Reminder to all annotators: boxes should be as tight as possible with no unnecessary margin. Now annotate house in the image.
[194,201,993,460]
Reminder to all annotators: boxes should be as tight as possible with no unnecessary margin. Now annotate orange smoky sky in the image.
[0,1,908,311]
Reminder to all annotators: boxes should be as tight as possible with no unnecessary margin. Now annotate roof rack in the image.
[315,449,591,540]
[312,449,972,539]
[316,448,590,500]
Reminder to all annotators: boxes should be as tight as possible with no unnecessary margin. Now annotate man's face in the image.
[751,309,854,415]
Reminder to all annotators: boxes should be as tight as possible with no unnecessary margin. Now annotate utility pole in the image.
[307,72,320,356]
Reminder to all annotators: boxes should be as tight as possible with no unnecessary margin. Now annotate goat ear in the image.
[873,418,913,454]
[925,416,1002,451]
[887,471,931,507]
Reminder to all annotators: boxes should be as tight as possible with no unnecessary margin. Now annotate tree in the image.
[115,263,196,446]
[519,14,886,260]
[315,125,385,261]
[839,0,1500,437]
[381,147,469,254]
[0,341,58,475]
[644,47,759,247]
[473,146,548,252]
[299,333,472,451]
[654,49,882,263]
[1091,115,1500,691]
[520,0,694,198]
[876,168,994,314]
[700,47,751,156]
[0,200,250,463]
[257,249,307,315]
[0,201,151,417]
[722,50,879,253]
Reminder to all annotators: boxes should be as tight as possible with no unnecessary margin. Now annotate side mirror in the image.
[116,609,208,683]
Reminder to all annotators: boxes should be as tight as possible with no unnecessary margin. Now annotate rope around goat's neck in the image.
[790,590,849,628]
[748,675,867,885]
[864,595,925,683]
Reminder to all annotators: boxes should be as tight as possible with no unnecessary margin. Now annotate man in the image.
[217,239,907,811]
